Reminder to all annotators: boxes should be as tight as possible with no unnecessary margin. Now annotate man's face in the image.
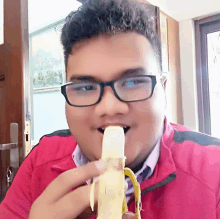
[66,32,166,168]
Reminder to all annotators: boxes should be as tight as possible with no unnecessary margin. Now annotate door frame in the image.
[0,0,29,201]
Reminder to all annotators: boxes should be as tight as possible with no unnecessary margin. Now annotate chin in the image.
[125,156,137,168]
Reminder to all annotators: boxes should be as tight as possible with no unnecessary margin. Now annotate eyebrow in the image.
[69,67,147,82]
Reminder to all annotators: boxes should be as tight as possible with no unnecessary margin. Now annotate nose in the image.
[94,86,129,117]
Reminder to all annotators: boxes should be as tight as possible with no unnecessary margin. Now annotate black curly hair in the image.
[61,0,162,74]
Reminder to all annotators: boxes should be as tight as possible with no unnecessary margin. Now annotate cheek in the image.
[135,86,166,117]
[65,103,90,132]
[65,104,92,148]
[133,85,166,141]
[65,103,101,161]
[152,93,166,118]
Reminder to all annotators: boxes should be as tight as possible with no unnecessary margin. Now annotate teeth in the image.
[98,126,130,134]
[99,126,129,131]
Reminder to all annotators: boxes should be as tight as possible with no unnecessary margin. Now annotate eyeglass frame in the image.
[61,75,161,107]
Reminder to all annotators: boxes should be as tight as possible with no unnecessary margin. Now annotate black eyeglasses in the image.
[61,75,159,107]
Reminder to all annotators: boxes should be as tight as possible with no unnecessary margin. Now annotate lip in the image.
[94,124,135,153]
[96,126,131,145]
[97,123,131,134]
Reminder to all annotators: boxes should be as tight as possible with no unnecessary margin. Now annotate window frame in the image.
[195,14,220,135]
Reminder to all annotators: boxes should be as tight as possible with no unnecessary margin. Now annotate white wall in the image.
[179,20,199,131]
[29,0,82,33]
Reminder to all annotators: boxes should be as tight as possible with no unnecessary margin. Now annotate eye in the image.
[74,85,95,91]
[121,78,148,87]
[69,83,98,92]
[124,80,138,86]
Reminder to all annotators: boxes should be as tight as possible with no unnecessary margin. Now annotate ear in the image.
[160,74,167,90]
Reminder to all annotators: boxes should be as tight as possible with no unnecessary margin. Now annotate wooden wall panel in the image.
[164,12,183,125]
[138,0,183,124]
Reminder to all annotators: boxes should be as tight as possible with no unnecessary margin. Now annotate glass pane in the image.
[28,0,82,146]
[207,31,220,138]
[30,26,64,89]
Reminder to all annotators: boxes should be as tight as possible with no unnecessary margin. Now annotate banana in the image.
[89,126,142,219]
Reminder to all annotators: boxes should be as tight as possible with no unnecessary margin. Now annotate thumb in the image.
[122,212,136,219]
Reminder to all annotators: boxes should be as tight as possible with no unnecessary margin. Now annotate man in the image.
[1,0,220,218]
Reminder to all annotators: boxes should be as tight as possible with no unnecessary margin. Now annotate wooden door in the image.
[0,0,29,202]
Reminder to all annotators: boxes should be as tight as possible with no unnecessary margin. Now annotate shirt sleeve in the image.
[0,146,38,219]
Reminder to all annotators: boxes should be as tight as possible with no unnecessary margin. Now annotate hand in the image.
[29,160,135,219]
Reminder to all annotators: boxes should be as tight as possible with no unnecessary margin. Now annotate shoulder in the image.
[171,123,220,146]
[26,129,77,168]
[169,123,220,162]
[168,123,220,191]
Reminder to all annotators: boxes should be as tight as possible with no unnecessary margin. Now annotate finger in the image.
[53,182,98,219]
[54,179,128,219]
[122,212,136,219]
[41,160,107,203]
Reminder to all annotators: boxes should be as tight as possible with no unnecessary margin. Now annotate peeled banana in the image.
[89,126,141,219]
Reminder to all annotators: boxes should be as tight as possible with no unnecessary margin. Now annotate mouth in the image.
[98,126,130,134]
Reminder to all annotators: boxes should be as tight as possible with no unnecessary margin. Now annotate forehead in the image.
[66,32,159,81]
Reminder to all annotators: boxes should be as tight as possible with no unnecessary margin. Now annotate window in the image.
[195,14,220,138]
[29,21,68,145]
[28,0,82,146]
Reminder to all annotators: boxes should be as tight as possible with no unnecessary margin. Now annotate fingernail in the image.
[124,212,134,215]
[95,160,107,171]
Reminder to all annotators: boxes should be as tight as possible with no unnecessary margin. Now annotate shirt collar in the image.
[72,145,90,167]
[133,139,160,179]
